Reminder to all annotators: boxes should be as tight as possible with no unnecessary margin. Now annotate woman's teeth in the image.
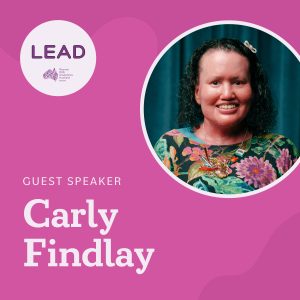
[218,104,238,109]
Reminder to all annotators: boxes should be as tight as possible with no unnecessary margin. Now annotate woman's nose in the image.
[221,83,235,100]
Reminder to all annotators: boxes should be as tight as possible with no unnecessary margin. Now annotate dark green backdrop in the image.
[144,24,300,149]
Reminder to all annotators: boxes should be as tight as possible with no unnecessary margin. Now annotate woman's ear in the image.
[195,84,201,105]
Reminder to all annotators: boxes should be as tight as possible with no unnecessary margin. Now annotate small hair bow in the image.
[244,40,257,53]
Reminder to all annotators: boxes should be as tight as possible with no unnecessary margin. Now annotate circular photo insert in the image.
[141,21,300,198]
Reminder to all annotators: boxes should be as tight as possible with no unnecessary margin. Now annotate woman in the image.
[155,39,299,194]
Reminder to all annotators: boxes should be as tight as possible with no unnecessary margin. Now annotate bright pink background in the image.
[1,1,300,299]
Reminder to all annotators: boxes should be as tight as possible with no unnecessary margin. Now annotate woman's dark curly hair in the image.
[178,38,276,134]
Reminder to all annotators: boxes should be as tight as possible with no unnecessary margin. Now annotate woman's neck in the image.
[194,121,252,145]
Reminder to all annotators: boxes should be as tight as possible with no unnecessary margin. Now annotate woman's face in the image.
[195,49,252,130]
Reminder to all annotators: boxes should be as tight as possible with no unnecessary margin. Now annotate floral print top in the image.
[154,128,299,194]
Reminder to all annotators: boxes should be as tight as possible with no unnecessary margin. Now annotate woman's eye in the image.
[234,80,245,85]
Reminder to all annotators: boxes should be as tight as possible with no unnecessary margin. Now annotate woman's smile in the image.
[216,102,240,113]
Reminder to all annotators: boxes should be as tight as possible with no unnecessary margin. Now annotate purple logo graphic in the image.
[43,68,58,81]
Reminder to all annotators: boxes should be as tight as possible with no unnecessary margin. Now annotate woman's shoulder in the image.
[156,128,204,144]
[255,132,291,140]
[155,128,186,149]
[159,129,185,137]
[253,133,299,158]
[254,133,296,144]
[154,128,202,159]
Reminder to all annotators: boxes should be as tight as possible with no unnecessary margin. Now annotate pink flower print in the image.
[234,156,277,189]
[276,148,293,175]
[190,147,202,161]
[182,146,212,162]
[182,147,192,156]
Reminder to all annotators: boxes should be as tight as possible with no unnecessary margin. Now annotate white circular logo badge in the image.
[20,20,96,96]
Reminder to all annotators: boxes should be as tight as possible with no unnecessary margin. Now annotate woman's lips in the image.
[216,103,239,113]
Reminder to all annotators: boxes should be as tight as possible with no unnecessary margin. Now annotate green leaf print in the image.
[187,161,207,182]
[267,147,280,158]
[201,175,254,194]
[173,135,184,147]
[192,179,209,191]
[275,138,285,147]
[251,146,264,156]
[154,138,169,161]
